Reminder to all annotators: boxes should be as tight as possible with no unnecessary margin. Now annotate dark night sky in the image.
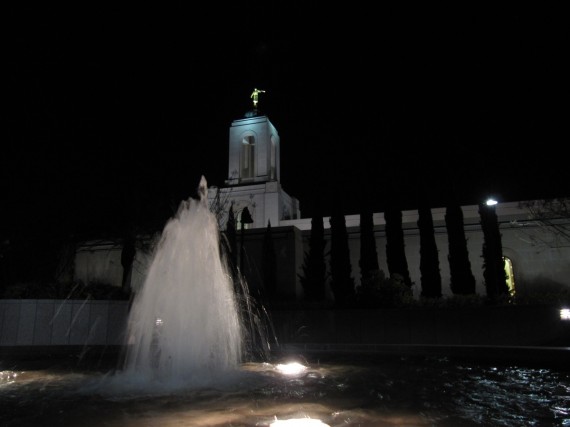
[4,3,569,242]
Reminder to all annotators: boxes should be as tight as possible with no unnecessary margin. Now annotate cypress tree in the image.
[329,204,356,307]
[120,228,137,293]
[417,204,442,298]
[359,204,380,285]
[384,205,413,289]
[298,209,327,301]
[479,202,509,299]
[262,220,277,299]
[223,204,238,281]
[445,201,476,295]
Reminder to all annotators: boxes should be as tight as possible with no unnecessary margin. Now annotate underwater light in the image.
[270,418,330,426]
[275,362,307,376]
[0,370,19,385]
[560,308,570,320]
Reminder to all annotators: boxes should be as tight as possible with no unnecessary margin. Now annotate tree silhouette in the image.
[359,203,379,285]
[262,220,277,299]
[445,200,476,295]
[120,228,137,293]
[222,204,238,283]
[384,205,413,289]
[329,204,356,307]
[417,204,442,298]
[299,208,327,301]
[519,198,570,245]
[479,202,509,299]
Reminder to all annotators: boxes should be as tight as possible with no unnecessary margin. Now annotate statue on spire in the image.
[251,88,265,109]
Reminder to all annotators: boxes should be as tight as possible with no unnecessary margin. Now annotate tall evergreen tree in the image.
[298,209,327,301]
[445,200,476,294]
[479,202,509,299]
[417,204,442,298]
[120,226,137,293]
[384,206,413,289]
[223,204,238,281]
[359,204,379,285]
[262,220,277,299]
[329,204,356,307]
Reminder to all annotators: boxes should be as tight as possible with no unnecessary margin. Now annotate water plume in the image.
[118,175,243,389]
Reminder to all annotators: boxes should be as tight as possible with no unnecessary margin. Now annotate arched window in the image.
[241,135,255,179]
[237,208,253,230]
[503,256,515,297]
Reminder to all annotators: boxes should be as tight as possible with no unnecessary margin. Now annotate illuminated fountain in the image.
[116,176,244,390]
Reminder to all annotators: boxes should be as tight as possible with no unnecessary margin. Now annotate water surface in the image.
[1,354,569,426]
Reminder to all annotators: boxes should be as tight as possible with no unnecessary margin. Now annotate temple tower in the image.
[208,89,300,230]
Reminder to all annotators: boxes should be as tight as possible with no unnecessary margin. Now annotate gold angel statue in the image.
[251,88,266,108]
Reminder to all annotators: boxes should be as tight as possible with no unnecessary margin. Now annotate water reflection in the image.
[1,355,569,426]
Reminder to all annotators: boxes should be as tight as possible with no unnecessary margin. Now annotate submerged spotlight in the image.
[275,362,307,376]
[270,418,330,427]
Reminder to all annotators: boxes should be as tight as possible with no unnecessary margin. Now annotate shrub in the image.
[356,271,414,308]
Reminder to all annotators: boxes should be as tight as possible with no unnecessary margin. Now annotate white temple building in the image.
[74,95,570,303]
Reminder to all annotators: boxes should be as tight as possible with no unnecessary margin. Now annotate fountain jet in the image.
[120,176,243,387]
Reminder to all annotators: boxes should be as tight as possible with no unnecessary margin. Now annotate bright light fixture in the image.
[486,198,498,206]
[270,418,330,427]
[560,308,570,320]
[275,362,307,376]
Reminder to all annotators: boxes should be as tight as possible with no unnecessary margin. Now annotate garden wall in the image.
[1,300,568,352]
[0,299,129,347]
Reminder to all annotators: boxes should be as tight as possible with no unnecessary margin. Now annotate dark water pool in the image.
[1,353,569,426]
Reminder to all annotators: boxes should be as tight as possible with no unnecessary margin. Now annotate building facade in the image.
[74,109,570,303]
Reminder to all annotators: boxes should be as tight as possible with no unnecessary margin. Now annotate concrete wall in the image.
[1,300,568,349]
[0,299,129,347]
[270,306,570,347]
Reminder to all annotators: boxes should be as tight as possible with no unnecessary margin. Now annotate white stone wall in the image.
[74,240,123,287]
[335,204,570,298]
[71,201,570,301]
[280,201,570,299]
